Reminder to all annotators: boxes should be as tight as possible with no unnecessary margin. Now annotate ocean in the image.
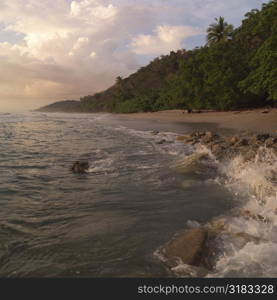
[0,112,276,277]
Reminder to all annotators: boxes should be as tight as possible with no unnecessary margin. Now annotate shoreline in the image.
[153,129,277,277]
[115,108,277,136]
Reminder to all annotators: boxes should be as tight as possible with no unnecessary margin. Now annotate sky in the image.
[0,0,269,112]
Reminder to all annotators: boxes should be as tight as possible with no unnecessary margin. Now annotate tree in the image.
[206,16,234,46]
[116,76,123,85]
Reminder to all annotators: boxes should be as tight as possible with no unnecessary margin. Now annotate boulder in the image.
[163,228,208,267]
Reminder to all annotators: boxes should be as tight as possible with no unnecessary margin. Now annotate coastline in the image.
[110,110,277,277]
[114,108,277,136]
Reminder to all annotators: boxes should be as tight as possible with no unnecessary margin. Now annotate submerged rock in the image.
[163,228,208,267]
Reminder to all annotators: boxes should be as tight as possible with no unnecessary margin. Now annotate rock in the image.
[229,136,240,145]
[265,137,277,147]
[163,228,208,267]
[208,218,228,233]
[194,131,206,138]
[235,138,248,146]
[211,143,225,155]
[156,139,166,144]
[187,140,198,145]
[151,130,159,135]
[262,110,269,114]
[241,210,269,223]
[202,132,217,143]
[71,161,89,173]
[251,134,270,144]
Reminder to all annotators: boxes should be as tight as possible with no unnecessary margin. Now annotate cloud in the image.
[130,25,201,56]
[0,0,268,111]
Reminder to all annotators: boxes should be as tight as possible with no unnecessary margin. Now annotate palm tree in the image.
[206,16,234,46]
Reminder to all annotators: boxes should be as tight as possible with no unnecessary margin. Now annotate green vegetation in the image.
[36,100,83,113]
[37,1,277,113]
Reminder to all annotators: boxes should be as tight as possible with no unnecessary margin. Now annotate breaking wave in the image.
[156,143,277,277]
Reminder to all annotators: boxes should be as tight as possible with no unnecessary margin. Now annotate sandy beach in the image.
[116,108,277,135]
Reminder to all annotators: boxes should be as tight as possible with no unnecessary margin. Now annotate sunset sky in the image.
[0,0,269,112]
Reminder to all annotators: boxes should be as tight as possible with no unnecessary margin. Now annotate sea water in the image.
[0,112,276,277]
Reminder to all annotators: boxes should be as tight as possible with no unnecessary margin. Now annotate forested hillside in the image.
[36,100,82,113]
[37,0,277,113]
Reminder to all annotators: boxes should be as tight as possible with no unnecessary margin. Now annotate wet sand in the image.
[115,108,277,135]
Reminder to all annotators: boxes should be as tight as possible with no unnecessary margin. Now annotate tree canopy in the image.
[37,1,277,113]
[206,16,234,45]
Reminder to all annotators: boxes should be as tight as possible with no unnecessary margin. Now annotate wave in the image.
[207,146,277,277]
[154,143,277,277]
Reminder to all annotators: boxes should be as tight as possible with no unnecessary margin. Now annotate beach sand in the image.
[115,108,277,135]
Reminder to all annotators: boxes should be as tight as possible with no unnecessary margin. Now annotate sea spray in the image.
[155,139,277,277]
[205,146,277,277]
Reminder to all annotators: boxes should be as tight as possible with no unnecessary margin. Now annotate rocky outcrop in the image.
[176,131,277,161]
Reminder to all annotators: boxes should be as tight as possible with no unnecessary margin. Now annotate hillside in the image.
[37,0,277,113]
[36,100,82,113]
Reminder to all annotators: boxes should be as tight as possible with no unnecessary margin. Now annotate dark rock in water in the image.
[71,161,89,173]
[163,228,208,267]
[156,139,166,144]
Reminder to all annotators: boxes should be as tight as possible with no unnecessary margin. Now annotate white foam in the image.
[153,143,277,277]
[206,147,277,277]
[87,158,115,174]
